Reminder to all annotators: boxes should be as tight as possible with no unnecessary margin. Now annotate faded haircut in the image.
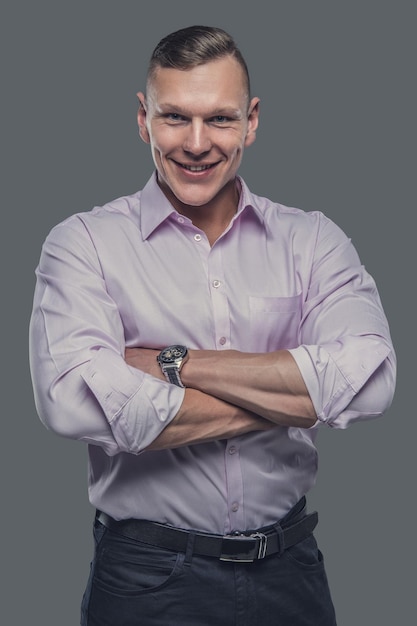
[147,25,251,99]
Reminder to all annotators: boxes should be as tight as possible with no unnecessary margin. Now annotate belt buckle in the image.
[219,532,267,562]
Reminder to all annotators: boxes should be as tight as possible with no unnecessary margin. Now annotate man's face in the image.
[137,55,259,214]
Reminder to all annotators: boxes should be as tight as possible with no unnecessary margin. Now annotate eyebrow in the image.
[156,103,243,119]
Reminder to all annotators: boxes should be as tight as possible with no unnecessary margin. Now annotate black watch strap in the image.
[163,365,185,388]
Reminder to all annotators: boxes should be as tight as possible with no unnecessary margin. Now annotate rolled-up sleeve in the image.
[81,348,184,452]
[29,216,184,456]
[288,213,396,428]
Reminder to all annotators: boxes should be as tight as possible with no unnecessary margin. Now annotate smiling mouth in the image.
[179,163,217,172]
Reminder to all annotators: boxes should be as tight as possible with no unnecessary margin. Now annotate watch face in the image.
[159,345,187,363]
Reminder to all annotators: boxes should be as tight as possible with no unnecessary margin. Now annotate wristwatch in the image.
[157,345,189,387]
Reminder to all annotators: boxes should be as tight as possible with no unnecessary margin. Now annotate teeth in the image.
[182,164,211,172]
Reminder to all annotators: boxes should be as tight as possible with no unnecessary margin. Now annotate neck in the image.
[159,178,240,244]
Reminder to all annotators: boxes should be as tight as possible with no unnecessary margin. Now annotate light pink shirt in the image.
[29,174,396,533]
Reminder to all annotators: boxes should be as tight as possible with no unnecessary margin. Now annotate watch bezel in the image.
[157,345,188,365]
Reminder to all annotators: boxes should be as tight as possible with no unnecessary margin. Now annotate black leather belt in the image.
[96,503,318,563]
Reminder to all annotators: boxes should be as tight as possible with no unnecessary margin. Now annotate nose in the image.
[183,120,211,155]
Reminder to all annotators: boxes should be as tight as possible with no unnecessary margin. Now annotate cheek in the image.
[227,142,245,162]
[149,141,170,168]
[149,134,164,155]
[149,126,179,153]
[221,132,247,156]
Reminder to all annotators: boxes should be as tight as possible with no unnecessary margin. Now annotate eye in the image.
[166,113,185,122]
[212,115,228,123]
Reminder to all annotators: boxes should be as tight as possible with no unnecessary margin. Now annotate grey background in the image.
[2,1,414,624]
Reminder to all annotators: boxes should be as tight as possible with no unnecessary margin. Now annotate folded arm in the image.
[30,216,274,456]
[31,210,396,458]
[125,347,316,432]
[145,388,276,451]
[126,215,396,433]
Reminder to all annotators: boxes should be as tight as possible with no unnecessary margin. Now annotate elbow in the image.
[325,354,397,429]
[34,392,81,440]
[33,389,120,456]
[348,345,397,419]
[375,352,397,414]
[32,373,93,442]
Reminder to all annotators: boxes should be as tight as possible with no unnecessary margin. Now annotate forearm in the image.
[181,349,317,428]
[147,388,275,451]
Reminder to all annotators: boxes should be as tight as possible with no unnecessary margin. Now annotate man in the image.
[29,25,396,626]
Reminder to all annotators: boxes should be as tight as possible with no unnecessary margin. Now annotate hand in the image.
[125,347,165,381]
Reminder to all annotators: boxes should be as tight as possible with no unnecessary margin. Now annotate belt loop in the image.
[273,522,285,555]
[184,531,196,565]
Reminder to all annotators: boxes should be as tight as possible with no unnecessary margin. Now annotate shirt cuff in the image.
[81,347,185,452]
[288,337,391,427]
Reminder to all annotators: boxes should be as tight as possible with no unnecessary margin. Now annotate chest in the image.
[94,219,309,351]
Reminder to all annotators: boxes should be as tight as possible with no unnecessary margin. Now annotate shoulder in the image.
[241,180,353,256]
[249,188,333,237]
[241,179,320,227]
[44,190,142,243]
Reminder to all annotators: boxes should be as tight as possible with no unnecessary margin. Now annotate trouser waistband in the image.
[96,498,318,563]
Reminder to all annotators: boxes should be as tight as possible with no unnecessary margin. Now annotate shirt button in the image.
[194,233,202,242]
[219,336,226,346]
[229,446,237,455]
[177,216,185,223]
[212,280,221,288]
[231,502,239,512]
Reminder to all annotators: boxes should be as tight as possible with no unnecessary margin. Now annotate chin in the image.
[170,186,219,209]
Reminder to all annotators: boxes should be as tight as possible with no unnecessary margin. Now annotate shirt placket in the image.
[207,241,231,350]
[224,440,245,533]
[207,240,246,532]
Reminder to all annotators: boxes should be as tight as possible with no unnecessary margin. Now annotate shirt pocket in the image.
[248,294,302,351]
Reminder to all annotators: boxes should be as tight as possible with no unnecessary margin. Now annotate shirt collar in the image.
[139,173,178,240]
[235,177,267,227]
[139,172,267,240]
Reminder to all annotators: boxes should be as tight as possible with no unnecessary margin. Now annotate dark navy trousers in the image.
[81,514,337,625]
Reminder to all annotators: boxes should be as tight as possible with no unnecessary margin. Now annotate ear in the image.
[244,97,260,148]
[136,91,151,144]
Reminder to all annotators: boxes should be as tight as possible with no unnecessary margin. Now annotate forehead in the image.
[146,56,248,113]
